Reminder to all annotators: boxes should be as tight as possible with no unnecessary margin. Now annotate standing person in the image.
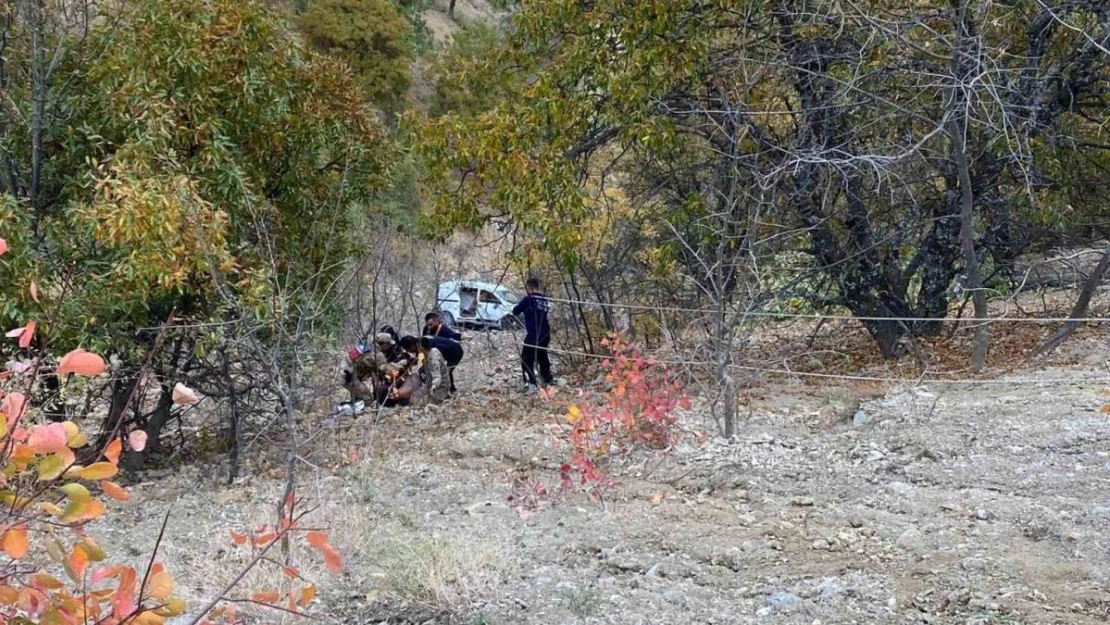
[512,277,554,390]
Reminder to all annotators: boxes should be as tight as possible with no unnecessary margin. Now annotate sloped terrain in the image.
[92,331,1110,625]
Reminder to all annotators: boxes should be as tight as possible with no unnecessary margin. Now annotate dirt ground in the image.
[84,322,1110,625]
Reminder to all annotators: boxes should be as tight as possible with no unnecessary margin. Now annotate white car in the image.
[434,280,524,330]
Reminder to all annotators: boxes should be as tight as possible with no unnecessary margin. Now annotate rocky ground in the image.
[88,325,1110,625]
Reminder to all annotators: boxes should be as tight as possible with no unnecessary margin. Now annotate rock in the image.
[767,591,799,611]
[848,516,865,528]
[974,508,991,521]
[791,496,815,507]
[896,528,925,552]
[816,578,843,601]
[886,481,914,496]
[1091,506,1110,516]
[852,409,869,426]
[811,539,831,551]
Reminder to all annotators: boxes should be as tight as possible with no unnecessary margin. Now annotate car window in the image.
[478,290,501,304]
[498,289,521,304]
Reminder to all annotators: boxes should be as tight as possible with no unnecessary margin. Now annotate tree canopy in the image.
[412,0,1110,356]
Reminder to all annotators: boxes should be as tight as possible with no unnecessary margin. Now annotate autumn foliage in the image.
[554,335,691,499]
[0,240,343,624]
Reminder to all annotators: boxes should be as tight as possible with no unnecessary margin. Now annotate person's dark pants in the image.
[437,341,464,394]
[521,335,553,386]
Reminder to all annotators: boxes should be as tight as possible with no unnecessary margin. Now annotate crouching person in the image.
[416,336,451,406]
[341,342,387,413]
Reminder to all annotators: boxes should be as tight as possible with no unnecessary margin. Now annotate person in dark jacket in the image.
[422,312,462,392]
[512,277,554,389]
[423,312,462,341]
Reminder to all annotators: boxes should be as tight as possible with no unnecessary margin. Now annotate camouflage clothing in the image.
[344,348,389,403]
[417,348,451,406]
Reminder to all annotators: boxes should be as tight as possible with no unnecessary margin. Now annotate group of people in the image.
[338,277,555,415]
[341,312,464,412]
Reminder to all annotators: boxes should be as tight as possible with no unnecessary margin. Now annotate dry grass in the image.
[368,528,509,614]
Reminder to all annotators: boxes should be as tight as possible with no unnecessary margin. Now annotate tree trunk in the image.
[222,346,242,484]
[1033,244,1110,357]
[949,0,988,372]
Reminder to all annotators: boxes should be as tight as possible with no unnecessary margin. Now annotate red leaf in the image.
[112,568,136,618]
[90,566,121,585]
[18,321,35,349]
[1,392,26,426]
[229,531,247,546]
[57,349,107,377]
[27,423,68,454]
[0,237,7,256]
[251,591,280,604]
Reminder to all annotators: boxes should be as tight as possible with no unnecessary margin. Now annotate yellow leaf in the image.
[79,537,107,561]
[38,502,64,516]
[154,597,186,617]
[37,455,67,481]
[132,611,164,625]
[59,483,91,501]
[566,405,582,425]
[61,498,105,524]
[75,462,118,480]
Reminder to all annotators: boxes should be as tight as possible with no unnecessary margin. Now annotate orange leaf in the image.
[66,545,90,581]
[251,591,280,604]
[104,439,122,465]
[298,584,316,607]
[129,430,148,452]
[306,532,342,574]
[281,566,299,579]
[0,586,18,605]
[2,526,28,559]
[100,481,130,502]
[57,349,106,377]
[75,462,118,480]
[228,531,247,546]
[252,531,277,546]
[146,570,173,601]
[18,321,35,349]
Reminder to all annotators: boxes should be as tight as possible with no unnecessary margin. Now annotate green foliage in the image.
[0,0,391,355]
[298,0,415,110]
[427,22,506,116]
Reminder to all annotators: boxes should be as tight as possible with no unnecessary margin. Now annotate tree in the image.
[297,0,415,111]
[0,0,393,468]
[413,0,1110,360]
